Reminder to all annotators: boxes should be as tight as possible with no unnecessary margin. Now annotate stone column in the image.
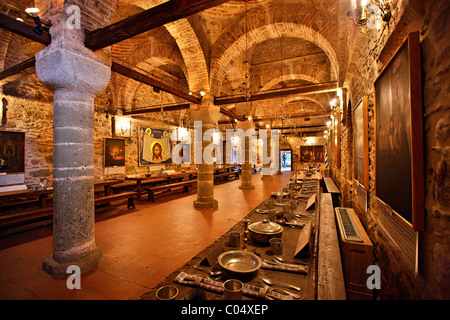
[275,146,283,175]
[239,121,255,190]
[36,24,111,276]
[192,96,220,209]
[261,130,273,181]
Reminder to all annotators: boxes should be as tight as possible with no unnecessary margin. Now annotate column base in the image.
[193,199,218,209]
[42,247,102,278]
[239,184,255,190]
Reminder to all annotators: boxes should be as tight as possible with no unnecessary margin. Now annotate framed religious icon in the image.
[138,127,172,166]
[0,131,25,174]
[353,96,369,190]
[374,31,424,231]
[104,138,125,167]
[300,145,325,163]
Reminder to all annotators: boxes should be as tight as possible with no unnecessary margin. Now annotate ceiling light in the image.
[25,8,40,17]
[247,116,252,121]
[25,7,48,35]
[200,91,206,96]
[16,18,24,22]
[188,91,193,95]
[326,121,331,126]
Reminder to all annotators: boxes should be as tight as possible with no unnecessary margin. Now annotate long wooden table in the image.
[0,179,124,212]
[141,178,322,300]
[0,188,54,210]
[125,171,197,200]
[94,179,123,196]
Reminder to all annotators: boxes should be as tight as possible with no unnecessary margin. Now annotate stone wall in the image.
[0,94,181,188]
[330,0,450,299]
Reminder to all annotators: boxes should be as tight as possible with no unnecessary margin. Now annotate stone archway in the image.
[210,22,339,95]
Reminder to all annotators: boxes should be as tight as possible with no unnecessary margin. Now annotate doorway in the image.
[280,149,292,171]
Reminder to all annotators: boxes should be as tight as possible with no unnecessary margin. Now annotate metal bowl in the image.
[218,250,262,275]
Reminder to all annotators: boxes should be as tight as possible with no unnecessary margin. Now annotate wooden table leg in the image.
[136,181,143,200]
[39,194,48,208]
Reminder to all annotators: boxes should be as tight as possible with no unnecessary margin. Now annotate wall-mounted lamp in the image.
[25,8,49,35]
[348,0,391,33]
[113,116,131,138]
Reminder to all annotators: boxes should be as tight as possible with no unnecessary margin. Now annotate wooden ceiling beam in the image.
[111,61,201,104]
[253,111,331,122]
[0,57,36,84]
[0,12,51,45]
[0,0,230,84]
[214,81,338,105]
[219,106,245,121]
[84,0,230,51]
[123,103,190,115]
[270,124,327,130]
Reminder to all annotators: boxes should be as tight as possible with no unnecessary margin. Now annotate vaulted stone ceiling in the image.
[0,0,360,134]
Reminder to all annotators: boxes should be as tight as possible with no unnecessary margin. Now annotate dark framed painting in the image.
[353,96,369,190]
[138,127,172,166]
[300,145,325,163]
[374,31,424,231]
[104,138,125,167]
[0,131,25,174]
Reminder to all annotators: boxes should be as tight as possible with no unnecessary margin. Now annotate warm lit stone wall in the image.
[0,94,180,188]
[330,0,450,299]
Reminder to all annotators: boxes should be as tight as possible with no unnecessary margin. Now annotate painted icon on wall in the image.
[353,96,369,190]
[374,32,423,231]
[0,131,25,174]
[138,127,172,166]
[104,138,125,167]
[300,145,324,163]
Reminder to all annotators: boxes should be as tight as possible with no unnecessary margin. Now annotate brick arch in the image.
[36,0,118,30]
[0,31,12,72]
[4,41,44,70]
[125,40,188,81]
[260,74,319,92]
[116,58,182,112]
[118,1,209,94]
[210,22,339,96]
[283,96,326,112]
[165,20,209,94]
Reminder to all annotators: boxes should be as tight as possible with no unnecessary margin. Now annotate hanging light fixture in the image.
[348,0,391,33]
[242,0,251,101]
[278,36,289,122]
[159,92,168,120]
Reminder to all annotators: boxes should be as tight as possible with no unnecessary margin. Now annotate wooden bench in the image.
[95,191,137,209]
[323,177,340,207]
[214,171,240,183]
[317,193,346,300]
[145,180,197,202]
[0,191,138,237]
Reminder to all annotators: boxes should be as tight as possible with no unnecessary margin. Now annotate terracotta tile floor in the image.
[0,173,291,300]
